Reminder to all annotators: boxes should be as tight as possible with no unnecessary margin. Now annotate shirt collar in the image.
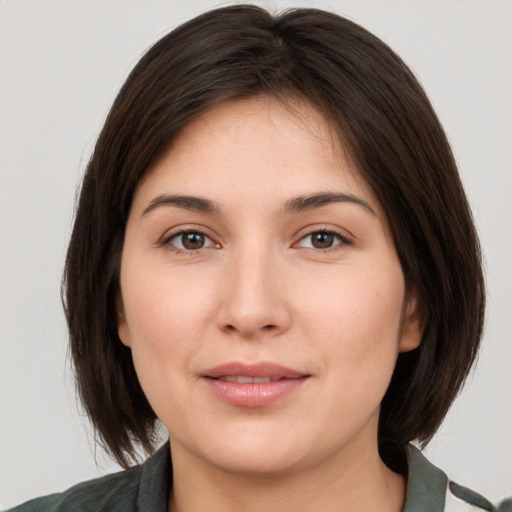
[403,444,448,512]
[137,441,173,511]
[138,442,449,511]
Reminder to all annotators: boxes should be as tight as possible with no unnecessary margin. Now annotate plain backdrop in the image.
[1,0,511,508]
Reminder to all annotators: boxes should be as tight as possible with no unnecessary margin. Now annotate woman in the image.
[7,4,509,511]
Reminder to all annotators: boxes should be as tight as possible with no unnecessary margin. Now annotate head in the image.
[63,5,485,472]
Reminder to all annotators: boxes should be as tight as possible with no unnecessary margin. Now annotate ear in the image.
[116,294,132,348]
[399,293,422,353]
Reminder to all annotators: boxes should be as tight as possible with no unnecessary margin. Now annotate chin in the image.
[208,444,305,477]
[174,425,310,477]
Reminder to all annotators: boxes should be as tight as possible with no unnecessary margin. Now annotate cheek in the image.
[122,260,217,341]
[296,263,405,375]
[119,262,219,401]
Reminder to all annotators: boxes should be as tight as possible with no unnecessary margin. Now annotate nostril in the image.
[222,323,277,335]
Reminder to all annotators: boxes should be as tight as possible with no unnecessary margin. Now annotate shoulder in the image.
[6,465,143,512]
[405,444,511,512]
[6,442,172,512]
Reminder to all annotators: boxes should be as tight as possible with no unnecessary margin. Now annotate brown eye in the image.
[182,232,206,250]
[311,232,335,249]
[167,230,215,252]
[296,230,349,250]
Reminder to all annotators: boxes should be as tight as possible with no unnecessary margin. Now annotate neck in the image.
[168,435,406,512]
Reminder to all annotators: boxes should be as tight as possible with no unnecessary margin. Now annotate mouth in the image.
[203,361,307,380]
[201,362,310,408]
[216,376,282,383]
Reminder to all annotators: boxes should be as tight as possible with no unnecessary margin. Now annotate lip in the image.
[204,362,306,380]
[201,362,310,408]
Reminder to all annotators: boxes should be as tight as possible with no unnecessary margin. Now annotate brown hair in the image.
[63,4,485,471]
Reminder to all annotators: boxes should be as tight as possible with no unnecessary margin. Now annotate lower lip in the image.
[203,377,308,408]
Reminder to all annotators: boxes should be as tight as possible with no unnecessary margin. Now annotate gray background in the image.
[1,0,511,508]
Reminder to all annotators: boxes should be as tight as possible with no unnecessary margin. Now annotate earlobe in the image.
[399,294,422,353]
[118,318,132,348]
[116,295,132,348]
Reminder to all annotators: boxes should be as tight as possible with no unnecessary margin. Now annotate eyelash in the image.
[162,228,352,254]
[163,229,217,255]
[295,229,352,251]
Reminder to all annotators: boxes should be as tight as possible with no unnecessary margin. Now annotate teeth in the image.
[217,376,279,383]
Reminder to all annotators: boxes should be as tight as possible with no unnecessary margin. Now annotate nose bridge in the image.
[218,237,289,338]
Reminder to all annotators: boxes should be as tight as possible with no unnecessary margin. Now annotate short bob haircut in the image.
[63,4,485,472]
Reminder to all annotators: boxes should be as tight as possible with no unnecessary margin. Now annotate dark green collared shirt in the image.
[7,443,508,511]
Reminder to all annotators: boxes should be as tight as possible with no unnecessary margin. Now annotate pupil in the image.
[312,232,334,249]
[183,232,205,250]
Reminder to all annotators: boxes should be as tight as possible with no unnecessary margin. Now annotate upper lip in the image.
[203,362,308,380]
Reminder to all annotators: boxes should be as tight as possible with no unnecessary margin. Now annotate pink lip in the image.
[201,362,309,408]
[204,362,306,379]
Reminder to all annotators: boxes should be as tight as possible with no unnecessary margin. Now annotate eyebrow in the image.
[141,191,376,217]
[283,192,376,216]
[142,194,220,216]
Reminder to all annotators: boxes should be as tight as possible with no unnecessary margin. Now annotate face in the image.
[118,97,421,477]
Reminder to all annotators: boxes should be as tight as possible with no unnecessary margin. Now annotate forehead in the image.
[133,97,381,217]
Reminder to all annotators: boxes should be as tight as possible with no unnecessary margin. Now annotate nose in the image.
[216,246,291,340]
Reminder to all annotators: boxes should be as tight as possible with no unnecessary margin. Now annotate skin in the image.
[118,97,421,512]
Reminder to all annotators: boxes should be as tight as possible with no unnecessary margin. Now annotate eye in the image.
[296,230,349,250]
[165,230,216,252]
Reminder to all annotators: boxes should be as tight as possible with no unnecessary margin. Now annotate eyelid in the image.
[158,224,352,253]
[293,227,353,250]
[161,226,221,253]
